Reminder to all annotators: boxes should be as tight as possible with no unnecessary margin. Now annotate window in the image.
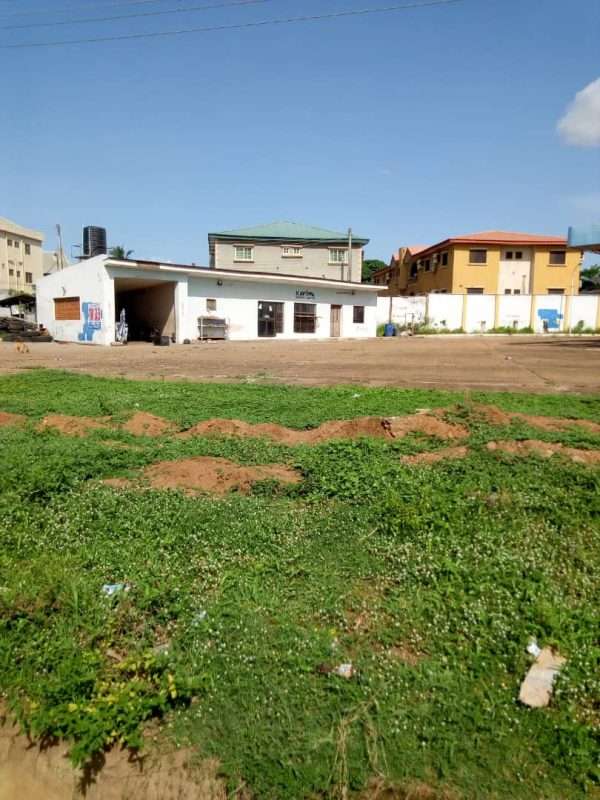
[440,289,448,293]
[25,243,31,255]
[515,251,523,260]
[294,302,316,333]
[469,249,487,264]
[7,239,12,247]
[441,252,449,266]
[514,289,520,295]
[16,271,20,278]
[548,288,565,295]
[13,241,19,249]
[505,251,514,260]
[329,248,348,265]
[353,305,365,324]
[8,269,14,276]
[54,297,80,321]
[504,289,511,295]
[234,245,254,262]
[25,272,32,284]
[424,259,431,272]
[549,251,566,265]
[282,246,302,258]
[206,298,217,312]
[410,264,418,279]
[467,287,484,294]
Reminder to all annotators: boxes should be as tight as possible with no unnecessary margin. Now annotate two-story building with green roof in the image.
[208,221,369,284]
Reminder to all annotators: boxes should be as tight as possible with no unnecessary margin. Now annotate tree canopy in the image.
[362,258,387,283]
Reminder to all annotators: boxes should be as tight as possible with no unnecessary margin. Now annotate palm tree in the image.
[109,245,134,259]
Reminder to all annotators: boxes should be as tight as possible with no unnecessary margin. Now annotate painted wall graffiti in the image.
[78,302,103,341]
[537,308,563,331]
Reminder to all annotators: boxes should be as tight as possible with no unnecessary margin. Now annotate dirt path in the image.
[1,336,599,392]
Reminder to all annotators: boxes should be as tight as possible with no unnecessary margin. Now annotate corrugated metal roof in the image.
[208,221,369,244]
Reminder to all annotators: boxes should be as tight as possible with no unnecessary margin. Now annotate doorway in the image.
[257,301,283,338]
[330,305,341,337]
[114,278,176,342]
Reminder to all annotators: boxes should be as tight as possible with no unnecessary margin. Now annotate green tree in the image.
[362,258,387,283]
[581,264,600,280]
[109,245,134,259]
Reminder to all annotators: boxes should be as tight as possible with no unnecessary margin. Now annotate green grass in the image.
[0,370,599,799]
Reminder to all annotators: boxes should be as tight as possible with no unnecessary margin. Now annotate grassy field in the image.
[0,370,599,799]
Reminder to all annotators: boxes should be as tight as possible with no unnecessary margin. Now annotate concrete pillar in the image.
[174,279,189,343]
[460,293,468,331]
[494,293,500,329]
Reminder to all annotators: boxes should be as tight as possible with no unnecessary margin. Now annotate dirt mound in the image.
[0,411,26,428]
[474,404,600,434]
[108,456,301,495]
[39,415,110,436]
[121,411,178,436]
[487,440,600,465]
[0,716,225,800]
[384,414,468,441]
[401,446,469,465]
[182,413,465,445]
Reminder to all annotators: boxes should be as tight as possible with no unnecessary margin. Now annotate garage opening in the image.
[114,278,176,342]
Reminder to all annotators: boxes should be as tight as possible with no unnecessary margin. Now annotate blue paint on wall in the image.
[78,302,103,342]
[537,308,563,330]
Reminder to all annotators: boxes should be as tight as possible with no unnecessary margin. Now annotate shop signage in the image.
[295,289,316,300]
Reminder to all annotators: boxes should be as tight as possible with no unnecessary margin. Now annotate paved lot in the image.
[1,336,599,393]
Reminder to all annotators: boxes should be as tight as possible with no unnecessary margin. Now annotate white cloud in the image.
[557,77,600,147]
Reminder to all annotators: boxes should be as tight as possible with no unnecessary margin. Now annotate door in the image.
[330,305,341,337]
[258,300,277,338]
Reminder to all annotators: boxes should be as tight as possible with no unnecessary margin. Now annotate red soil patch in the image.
[182,413,467,445]
[0,411,26,428]
[474,404,600,434]
[385,644,423,667]
[121,411,178,436]
[108,456,301,495]
[487,439,600,465]
[39,414,110,436]
[401,446,469,465]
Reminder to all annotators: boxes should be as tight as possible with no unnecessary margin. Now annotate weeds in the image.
[0,373,598,798]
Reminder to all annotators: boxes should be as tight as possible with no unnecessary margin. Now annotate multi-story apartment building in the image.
[375,231,582,296]
[208,221,369,284]
[0,216,44,298]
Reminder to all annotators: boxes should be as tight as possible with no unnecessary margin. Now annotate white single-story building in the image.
[35,255,379,345]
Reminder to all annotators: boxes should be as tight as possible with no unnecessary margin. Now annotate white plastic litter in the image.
[526,638,542,658]
[333,663,354,679]
[102,583,130,597]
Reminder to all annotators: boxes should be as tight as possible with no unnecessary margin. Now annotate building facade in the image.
[35,255,379,345]
[0,216,44,298]
[378,231,582,296]
[208,222,368,284]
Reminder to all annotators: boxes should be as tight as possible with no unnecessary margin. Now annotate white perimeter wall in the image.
[36,256,115,344]
[377,293,600,333]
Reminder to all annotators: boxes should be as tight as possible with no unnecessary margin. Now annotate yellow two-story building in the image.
[375,231,582,296]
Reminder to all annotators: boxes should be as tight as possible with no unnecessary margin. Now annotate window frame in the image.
[54,296,81,321]
[206,298,217,312]
[468,249,487,265]
[233,244,254,263]
[293,302,316,334]
[25,243,31,255]
[466,287,484,295]
[281,245,303,258]
[549,250,566,266]
[25,272,33,284]
[547,288,565,295]
[353,305,365,324]
[328,248,348,265]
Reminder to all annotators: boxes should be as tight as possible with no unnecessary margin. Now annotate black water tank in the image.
[83,226,107,258]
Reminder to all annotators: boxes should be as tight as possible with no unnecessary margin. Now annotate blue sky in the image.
[1,0,599,264]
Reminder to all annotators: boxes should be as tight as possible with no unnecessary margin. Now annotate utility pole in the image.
[347,227,353,282]
[56,224,65,270]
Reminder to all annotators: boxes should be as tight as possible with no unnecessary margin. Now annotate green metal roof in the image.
[208,221,369,245]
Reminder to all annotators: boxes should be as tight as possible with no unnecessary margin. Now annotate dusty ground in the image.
[1,335,599,392]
